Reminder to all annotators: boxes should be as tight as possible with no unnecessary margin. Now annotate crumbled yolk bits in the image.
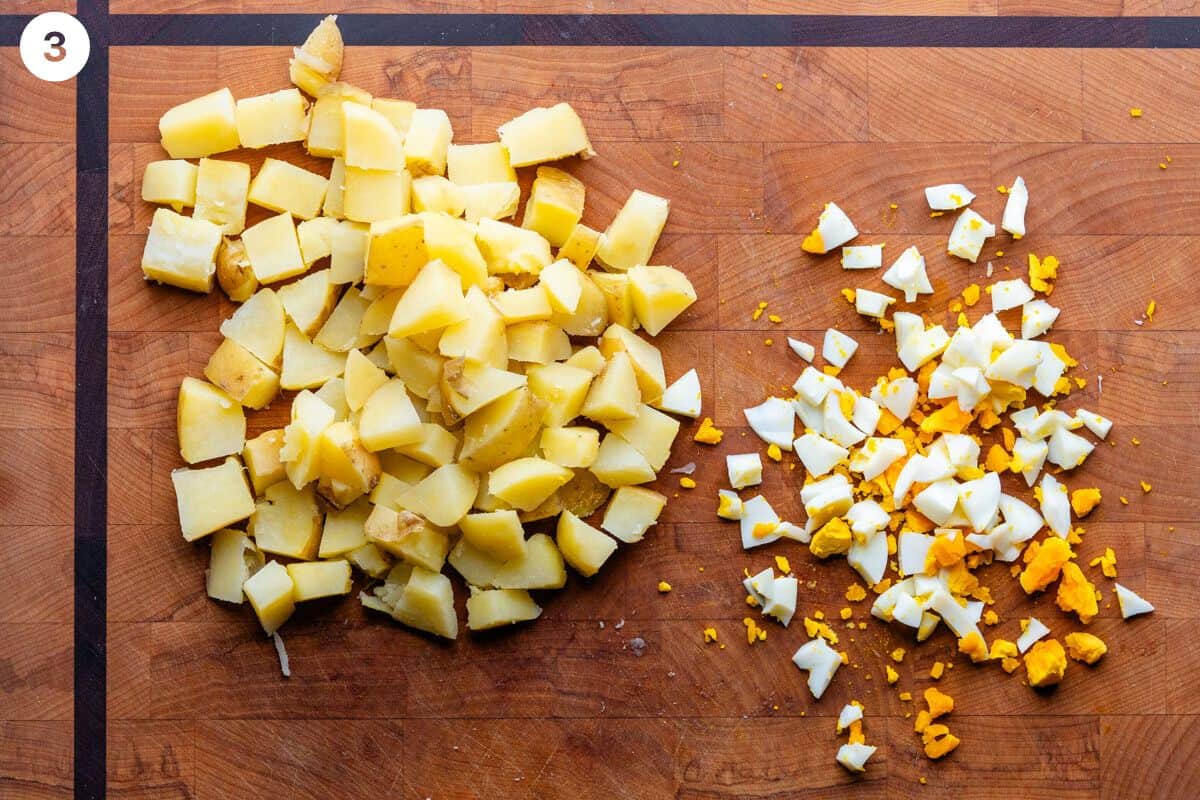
[929,661,946,680]
[1019,537,1073,594]
[845,583,867,602]
[886,665,900,684]
[922,724,960,759]
[766,443,783,462]
[1070,488,1102,517]
[743,617,767,644]
[703,627,719,644]
[679,476,697,489]
[775,555,791,574]
[1024,639,1067,688]
[657,581,672,593]
[1089,547,1118,579]
[1064,632,1107,665]
[1130,107,1143,118]
[891,648,906,663]
[694,417,723,445]
[1056,562,1099,624]
[751,301,768,321]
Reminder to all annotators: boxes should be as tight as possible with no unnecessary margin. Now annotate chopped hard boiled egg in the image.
[1016,617,1051,653]
[991,278,1036,312]
[743,566,775,607]
[717,489,744,520]
[925,183,976,210]
[823,329,859,368]
[792,636,843,699]
[1021,299,1061,339]
[947,209,996,263]
[802,202,858,255]
[794,433,850,478]
[739,495,782,549]
[837,703,864,733]
[842,244,884,270]
[763,576,798,626]
[1114,583,1154,619]
[1002,176,1028,238]
[1074,408,1112,439]
[788,338,816,361]
[655,368,702,418]
[726,452,763,489]
[836,743,877,773]
[882,246,933,303]
[743,397,795,450]
[854,288,896,319]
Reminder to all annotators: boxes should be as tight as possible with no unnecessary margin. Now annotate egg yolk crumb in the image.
[657,581,672,593]
[745,594,758,607]
[804,617,839,645]
[924,687,955,720]
[845,583,868,602]
[1130,107,1143,117]
[1064,631,1108,665]
[922,724,960,759]
[703,627,719,643]
[983,610,1000,626]
[693,417,723,445]
[957,632,989,663]
[989,639,1018,660]
[1019,536,1073,594]
[679,476,696,489]
[847,719,865,745]
[766,443,783,462]
[751,301,768,321]
[810,517,853,559]
[929,661,946,680]
[914,710,932,733]
[1140,480,1152,493]
[1070,487,1102,517]
[891,647,907,663]
[743,617,767,644]
[775,555,791,574]
[1056,561,1099,624]
[886,665,900,684]
[839,607,853,620]
[1024,639,1067,688]
[1028,253,1059,294]
[1089,547,1118,579]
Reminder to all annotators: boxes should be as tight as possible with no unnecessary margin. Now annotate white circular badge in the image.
[20,12,90,82]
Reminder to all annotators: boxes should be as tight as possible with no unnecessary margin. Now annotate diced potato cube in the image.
[306,83,371,157]
[347,541,392,578]
[476,218,552,277]
[488,457,573,512]
[404,108,454,177]
[219,287,286,368]
[448,538,503,587]
[343,101,406,172]
[422,213,488,288]
[216,236,258,302]
[206,529,264,604]
[493,285,553,324]
[343,349,388,411]
[441,361,527,420]
[589,433,656,488]
[330,219,369,283]
[280,324,344,390]
[390,565,458,639]
[289,14,343,95]
[591,272,637,330]
[459,509,527,562]
[277,268,338,336]
[550,273,609,337]
[319,498,370,557]
[236,88,309,149]
[142,159,197,211]
[243,429,286,495]
[315,286,371,351]
[287,560,352,601]
[602,486,667,543]
[539,259,586,314]
[243,560,295,634]
[461,182,521,223]
[497,103,595,167]
[565,345,606,375]
[203,338,280,410]
[599,324,666,403]
[388,259,470,338]
[396,463,479,527]
[317,420,381,496]
[448,142,517,185]
[372,98,416,135]
[595,190,670,272]
[366,215,427,287]
[604,403,680,472]
[396,423,460,468]
[540,427,600,469]
[323,157,346,218]
[248,158,328,220]
[249,481,322,559]
[628,264,697,336]
[557,223,600,269]
[438,286,507,368]
[466,588,541,631]
[523,167,585,247]
[527,362,593,427]
[491,533,567,590]
[172,457,256,541]
[141,208,221,293]
[507,320,571,364]
[177,377,246,464]
[343,167,411,223]
[556,511,618,577]
[558,469,612,518]
[280,390,335,487]
[159,88,239,159]
[359,379,423,451]
[459,387,545,472]
[313,377,349,421]
[297,216,339,266]
[365,505,451,572]
[242,212,305,284]
[194,158,251,235]
[384,336,444,399]
[411,176,465,216]
[581,350,640,422]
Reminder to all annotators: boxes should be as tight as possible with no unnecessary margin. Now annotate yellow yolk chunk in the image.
[989,639,1018,660]
[810,517,853,559]
[1064,631,1108,665]
[1055,561,1098,624]
[801,228,826,255]
[1024,639,1067,688]
[921,724,960,759]
[1089,547,1118,579]
[1070,487,1102,517]
[1019,536,1073,594]
[924,687,954,719]
[1028,253,1059,294]
[958,632,988,663]
[694,417,724,445]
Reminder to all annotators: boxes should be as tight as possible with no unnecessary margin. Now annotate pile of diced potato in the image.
[149,16,699,640]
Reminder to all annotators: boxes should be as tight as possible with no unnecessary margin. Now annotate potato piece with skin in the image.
[507,321,572,364]
[141,208,222,294]
[242,212,305,285]
[388,260,471,338]
[343,167,411,224]
[527,362,593,427]
[581,350,640,422]
[390,565,458,639]
[604,403,680,472]
[243,429,286,495]
[342,101,405,172]
[589,433,655,488]
[220,288,286,368]
[278,269,339,337]
[359,379,423,451]
[173,457,256,541]
[249,481,323,560]
[366,215,426,288]
[319,497,370,557]
[194,158,251,236]
[203,338,280,410]
[236,89,309,149]
[518,490,563,523]
[595,190,669,272]
[287,560,352,601]
[439,360,526,421]
[159,88,239,159]
[467,588,542,631]
[306,83,371,156]
[206,529,264,604]
[344,349,388,412]
[216,236,257,302]
[280,324,344,391]
[177,377,246,464]
[557,511,618,578]
[364,505,451,572]
[602,486,667,543]
[289,14,343,96]
[248,158,328,220]
[448,142,517,185]
[422,213,488,288]
[590,271,637,330]
[477,218,553,278]
[280,390,336,488]
[558,469,612,517]
[523,167,585,247]
[315,286,373,352]
[541,426,601,469]
[405,109,453,177]
[243,561,295,635]
[558,223,600,270]
[411,176,465,217]
[348,541,392,578]
[492,533,567,590]
[488,457,573,511]
[396,463,479,527]
[598,324,666,404]
[142,160,197,212]
[628,265,697,336]
[317,420,381,496]
[458,386,546,472]
[497,103,595,167]
[459,509,527,562]
[551,272,610,337]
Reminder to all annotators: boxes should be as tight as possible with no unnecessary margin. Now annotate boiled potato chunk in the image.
[558,468,613,518]
[404,108,453,177]
[506,321,571,364]
[306,82,371,156]
[236,89,309,149]
[348,541,392,578]
[438,286,507,367]
[243,429,286,495]
[476,219,552,277]
[581,350,640,422]
[141,208,221,293]
[539,259,586,314]
[565,345,606,375]
[319,497,370,557]
[388,259,470,337]
[159,87,239,159]
[589,433,656,488]
[441,361,527,420]
[242,212,306,284]
[558,223,600,270]
[556,511,618,577]
[280,389,336,487]
[461,183,521,224]
[177,377,246,464]
[448,538,503,587]
[248,157,328,220]
[220,287,286,368]
[488,457,573,511]
[458,386,545,472]
[142,159,197,211]
[595,189,670,272]
[315,286,372,351]
[604,403,680,472]
[364,504,451,572]
[194,158,251,235]
[206,529,264,604]
[599,324,666,403]
[448,142,517,185]
[466,588,542,631]
[289,14,343,96]
[602,486,667,543]
[491,533,567,590]
[250,481,323,559]
[359,379,423,451]
[313,374,349,420]
[343,167,411,223]
[390,565,458,639]
[497,102,595,167]
[344,348,388,411]
[342,101,405,172]
[280,324,344,390]
[243,560,295,634]
[287,560,352,601]
[396,463,479,527]
[411,176,465,217]
[323,157,346,218]
[372,98,416,135]
[591,271,636,330]
[459,509,527,562]
[628,264,697,336]
[203,338,280,410]
[397,423,460,468]
[550,272,609,337]
[297,216,338,266]
[172,457,256,541]
[523,167,585,247]
[318,420,381,495]
[366,215,427,287]
[492,285,552,323]
[422,213,488,288]
[330,219,369,283]
[216,236,257,302]
[278,269,338,336]
[540,427,600,469]
[527,362,593,427]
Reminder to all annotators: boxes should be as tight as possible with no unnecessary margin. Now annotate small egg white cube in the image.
[841,244,883,270]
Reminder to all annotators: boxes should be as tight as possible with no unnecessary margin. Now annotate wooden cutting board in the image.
[5,2,1200,798]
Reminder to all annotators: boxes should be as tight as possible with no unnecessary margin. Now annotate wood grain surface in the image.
[4,3,1200,797]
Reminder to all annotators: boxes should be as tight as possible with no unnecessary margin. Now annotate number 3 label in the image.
[20,12,89,82]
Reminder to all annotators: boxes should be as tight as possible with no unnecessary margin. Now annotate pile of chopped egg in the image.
[705,179,1156,773]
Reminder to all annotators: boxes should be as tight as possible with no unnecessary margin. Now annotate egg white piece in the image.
[849,437,907,480]
[897,531,935,576]
[1010,406,1041,439]
[1021,299,1061,340]
[823,328,859,368]
[792,636,843,699]
[928,588,983,642]
[851,395,881,436]
[871,578,913,621]
[991,278,1036,312]
[791,396,825,438]
[925,183,976,210]
[743,567,775,607]
[822,393,867,448]
[914,480,962,527]
[836,703,863,733]
[1047,427,1094,469]
[763,576,798,626]
[943,326,990,370]
[985,339,1043,389]
[953,366,991,410]
[1002,176,1028,238]
[794,433,850,478]
[1012,437,1049,486]
[743,397,795,450]
[842,244,884,270]
[803,202,859,254]
[972,312,1016,352]
[726,452,763,489]
[849,528,888,585]
[846,499,890,536]
[1032,342,1068,397]
[893,591,924,627]
[999,494,1044,543]
[960,471,1002,532]
[933,433,979,471]
[1028,409,1077,440]
[948,208,996,263]
[739,495,782,549]
[836,743,876,773]
[1073,408,1113,439]
[897,324,950,372]
[870,376,919,421]
[787,337,816,362]
[654,368,702,418]
[1016,617,1050,653]
[882,246,933,303]
[716,489,743,520]
[774,521,809,543]
[854,288,896,319]
[1115,583,1155,619]
[793,366,843,406]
